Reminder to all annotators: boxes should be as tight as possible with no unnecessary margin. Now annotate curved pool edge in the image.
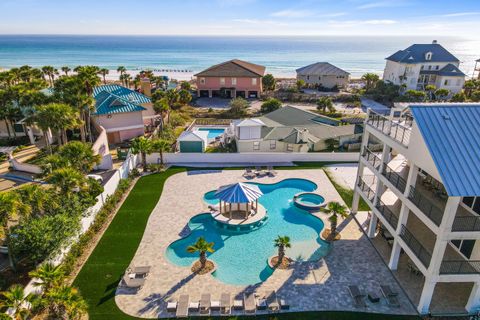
[293,192,326,212]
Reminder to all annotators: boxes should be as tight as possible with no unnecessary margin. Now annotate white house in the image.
[352,103,480,315]
[177,130,208,153]
[296,62,350,89]
[383,41,466,93]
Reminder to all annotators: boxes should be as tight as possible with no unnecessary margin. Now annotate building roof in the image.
[93,84,151,104]
[234,118,265,127]
[214,182,263,203]
[93,91,146,115]
[420,63,466,77]
[410,104,480,196]
[296,62,350,76]
[195,59,266,78]
[178,130,208,142]
[386,43,459,64]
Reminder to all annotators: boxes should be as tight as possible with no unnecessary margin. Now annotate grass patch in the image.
[74,167,410,320]
[323,168,370,211]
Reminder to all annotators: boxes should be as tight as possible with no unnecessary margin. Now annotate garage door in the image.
[199,90,209,97]
[180,141,203,153]
[249,91,258,98]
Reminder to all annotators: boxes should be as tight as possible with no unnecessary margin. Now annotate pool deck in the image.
[115,169,417,318]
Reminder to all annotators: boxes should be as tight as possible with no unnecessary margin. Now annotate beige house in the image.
[296,62,350,89]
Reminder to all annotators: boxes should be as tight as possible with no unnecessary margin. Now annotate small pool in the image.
[293,192,326,211]
[166,179,330,285]
[196,127,226,139]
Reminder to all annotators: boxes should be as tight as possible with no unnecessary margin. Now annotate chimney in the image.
[140,78,152,97]
[432,40,438,44]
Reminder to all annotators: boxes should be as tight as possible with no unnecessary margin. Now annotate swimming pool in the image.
[196,127,225,139]
[166,179,330,285]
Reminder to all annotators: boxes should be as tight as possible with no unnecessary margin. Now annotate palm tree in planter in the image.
[0,285,33,320]
[322,201,349,241]
[273,236,291,268]
[130,136,152,170]
[187,237,215,274]
[29,263,65,292]
[151,138,171,166]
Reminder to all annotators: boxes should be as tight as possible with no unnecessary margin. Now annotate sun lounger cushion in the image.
[233,299,244,309]
[211,300,221,310]
[166,301,177,312]
[188,302,199,311]
[279,298,290,310]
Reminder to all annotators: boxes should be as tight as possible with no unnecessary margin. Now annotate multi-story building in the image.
[296,62,350,89]
[383,41,466,93]
[352,103,480,315]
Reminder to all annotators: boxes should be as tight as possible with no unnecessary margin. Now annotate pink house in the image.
[195,59,266,99]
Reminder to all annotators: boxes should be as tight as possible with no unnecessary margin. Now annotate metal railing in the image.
[362,147,382,170]
[367,112,391,134]
[440,260,480,275]
[408,186,444,226]
[382,165,407,193]
[367,111,412,147]
[389,121,412,146]
[358,179,376,203]
[399,225,432,268]
[452,216,480,232]
[375,199,399,230]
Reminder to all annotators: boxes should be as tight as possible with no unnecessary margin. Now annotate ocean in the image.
[0,35,478,79]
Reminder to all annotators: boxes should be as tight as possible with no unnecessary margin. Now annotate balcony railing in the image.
[358,179,376,203]
[382,165,407,193]
[367,111,412,147]
[362,147,382,170]
[367,112,391,134]
[452,216,480,232]
[440,260,480,275]
[389,121,411,146]
[399,225,432,268]
[375,199,399,230]
[408,186,444,226]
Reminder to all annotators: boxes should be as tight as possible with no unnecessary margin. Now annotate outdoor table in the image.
[368,292,380,303]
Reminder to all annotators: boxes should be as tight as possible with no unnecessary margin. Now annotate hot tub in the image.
[293,192,326,211]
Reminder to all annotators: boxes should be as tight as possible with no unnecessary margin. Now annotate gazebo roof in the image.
[214,182,263,203]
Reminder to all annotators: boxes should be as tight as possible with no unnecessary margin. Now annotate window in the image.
[200,78,205,84]
[231,77,237,85]
[428,65,432,70]
[286,144,293,152]
[307,75,310,80]
[253,141,260,151]
[435,65,440,70]
[451,239,475,259]
[270,140,276,150]
[463,197,475,207]
[425,52,432,60]
[462,196,480,215]
[220,78,225,85]
[444,79,449,86]
[420,65,424,70]
[252,78,257,85]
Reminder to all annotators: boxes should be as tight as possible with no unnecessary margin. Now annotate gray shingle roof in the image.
[296,62,350,76]
[386,43,459,64]
[195,59,266,77]
[420,63,466,77]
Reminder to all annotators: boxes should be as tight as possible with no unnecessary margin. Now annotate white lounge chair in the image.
[166,301,177,313]
[243,167,256,179]
[122,275,145,291]
[128,266,151,277]
[265,291,279,311]
[200,293,211,315]
[220,293,231,315]
[380,285,400,307]
[244,293,256,314]
[176,295,189,318]
[267,165,277,177]
[233,297,244,311]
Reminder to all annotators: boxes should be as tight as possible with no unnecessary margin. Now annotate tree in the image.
[361,73,380,92]
[153,98,170,129]
[165,89,180,112]
[402,90,427,102]
[187,237,215,268]
[46,167,86,195]
[434,88,450,101]
[29,263,65,291]
[425,85,436,100]
[44,285,87,319]
[117,66,126,76]
[274,236,291,261]
[151,139,171,165]
[463,80,477,98]
[451,91,466,102]
[228,97,249,117]
[323,201,348,238]
[57,141,101,173]
[262,74,276,91]
[316,97,333,113]
[98,68,109,84]
[178,89,192,105]
[296,79,305,91]
[130,136,152,169]
[74,66,101,142]
[0,285,33,320]
[471,90,480,102]
[260,98,281,113]
[61,66,71,76]
[17,184,56,216]
[41,65,57,86]
[180,81,191,91]
[0,191,31,239]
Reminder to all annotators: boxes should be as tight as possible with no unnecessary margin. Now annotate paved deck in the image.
[115,169,417,318]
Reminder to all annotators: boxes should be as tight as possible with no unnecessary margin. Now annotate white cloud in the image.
[232,19,287,26]
[327,19,397,27]
[439,12,480,17]
[217,0,256,6]
[270,9,313,18]
[363,19,397,25]
[357,1,408,9]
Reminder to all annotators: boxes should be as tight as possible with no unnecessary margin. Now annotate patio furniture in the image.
[265,291,279,311]
[279,297,290,310]
[166,301,177,313]
[121,275,145,290]
[255,166,267,177]
[233,297,244,310]
[348,285,367,308]
[211,299,221,311]
[244,293,256,314]
[128,266,151,277]
[220,293,231,315]
[368,292,380,303]
[188,301,199,313]
[243,168,256,179]
[176,295,189,318]
[380,285,400,307]
[256,293,267,310]
[267,165,277,177]
[200,293,211,314]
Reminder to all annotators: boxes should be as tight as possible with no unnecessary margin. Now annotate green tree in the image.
[451,91,466,102]
[57,141,101,173]
[116,66,126,76]
[44,285,87,319]
[0,191,31,239]
[434,88,450,101]
[29,263,65,291]
[61,66,71,76]
[463,80,477,98]
[361,73,380,92]
[323,201,348,239]
[74,66,101,142]
[153,98,170,129]
[403,90,427,102]
[228,97,249,117]
[274,235,291,261]
[425,84,436,100]
[165,88,180,112]
[260,98,282,113]
[98,68,109,84]
[296,79,305,90]
[17,184,56,216]
[46,167,86,196]
[187,237,215,268]
[316,96,333,113]
[471,90,480,102]
[178,89,192,105]
[151,139,171,165]
[262,74,276,91]
[0,285,33,320]
[180,81,191,91]
[130,136,153,169]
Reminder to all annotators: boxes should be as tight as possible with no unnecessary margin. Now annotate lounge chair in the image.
[244,293,256,314]
[265,291,279,311]
[380,285,400,307]
[176,295,189,318]
[279,297,290,310]
[233,297,244,311]
[267,165,277,177]
[243,168,256,179]
[220,293,231,315]
[122,275,145,290]
[188,300,199,313]
[211,299,221,312]
[256,294,267,311]
[255,166,267,177]
[166,301,177,313]
[128,266,151,277]
[348,285,367,308]
[200,293,211,315]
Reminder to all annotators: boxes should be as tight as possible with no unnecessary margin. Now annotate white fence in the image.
[146,152,360,166]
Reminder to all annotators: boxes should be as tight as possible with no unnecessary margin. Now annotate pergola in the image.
[214,182,263,219]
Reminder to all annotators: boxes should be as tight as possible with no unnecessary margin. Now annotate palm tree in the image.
[17,184,55,216]
[153,98,169,130]
[98,68,109,84]
[425,84,436,100]
[323,201,349,239]
[117,66,126,76]
[178,89,192,105]
[316,97,333,113]
[75,66,101,142]
[187,237,215,268]
[45,285,87,320]
[435,88,450,101]
[151,139,171,165]
[46,167,86,196]
[361,73,380,92]
[57,141,101,173]
[41,65,55,86]
[61,66,71,76]
[130,136,152,169]
[29,263,65,291]
[0,285,32,320]
[274,236,291,262]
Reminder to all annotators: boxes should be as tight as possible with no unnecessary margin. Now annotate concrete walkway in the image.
[115,169,417,318]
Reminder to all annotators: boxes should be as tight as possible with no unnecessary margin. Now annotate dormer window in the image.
[425,52,433,60]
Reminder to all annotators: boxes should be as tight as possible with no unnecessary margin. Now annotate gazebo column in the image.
[219,200,222,214]
[256,199,258,211]
[229,203,232,219]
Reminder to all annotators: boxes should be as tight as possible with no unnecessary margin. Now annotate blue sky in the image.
[1,0,479,37]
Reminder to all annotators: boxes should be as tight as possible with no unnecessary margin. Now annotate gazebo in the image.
[214,182,263,219]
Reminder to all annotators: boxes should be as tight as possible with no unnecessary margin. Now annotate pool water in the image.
[297,193,325,206]
[197,128,225,139]
[166,179,330,285]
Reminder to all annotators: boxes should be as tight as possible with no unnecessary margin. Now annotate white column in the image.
[388,239,402,270]
[46,128,54,144]
[351,130,370,214]
[367,214,378,238]
[26,126,35,144]
[404,163,419,197]
[466,282,480,313]
[417,278,436,314]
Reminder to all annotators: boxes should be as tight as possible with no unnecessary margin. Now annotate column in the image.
[208,90,212,98]
[417,278,436,314]
[351,130,371,214]
[367,214,378,238]
[465,282,480,313]
[26,126,35,144]
[388,239,402,270]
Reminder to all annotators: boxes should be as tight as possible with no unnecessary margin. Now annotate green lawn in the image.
[73,167,414,320]
[323,168,370,211]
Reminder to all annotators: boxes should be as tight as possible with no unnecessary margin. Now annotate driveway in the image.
[194,97,260,110]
